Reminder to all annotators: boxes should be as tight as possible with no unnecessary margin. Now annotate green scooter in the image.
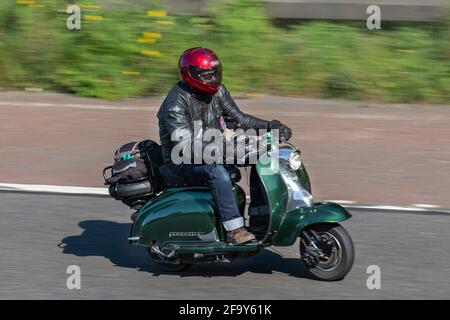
[127,132,354,281]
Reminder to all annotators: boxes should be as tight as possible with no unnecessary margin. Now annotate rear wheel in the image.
[146,247,192,272]
[300,223,354,281]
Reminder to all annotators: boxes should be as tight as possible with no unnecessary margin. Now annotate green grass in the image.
[0,0,449,103]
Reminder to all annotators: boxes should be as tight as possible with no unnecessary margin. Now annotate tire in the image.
[300,223,354,281]
[146,248,192,272]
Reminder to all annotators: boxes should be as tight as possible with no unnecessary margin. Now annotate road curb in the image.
[1,183,449,215]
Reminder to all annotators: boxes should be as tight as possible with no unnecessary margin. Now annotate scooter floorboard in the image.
[172,241,263,254]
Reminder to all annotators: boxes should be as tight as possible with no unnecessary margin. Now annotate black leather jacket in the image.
[157,82,270,163]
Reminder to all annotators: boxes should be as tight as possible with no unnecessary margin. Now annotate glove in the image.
[279,125,292,142]
[268,119,283,130]
[268,119,292,142]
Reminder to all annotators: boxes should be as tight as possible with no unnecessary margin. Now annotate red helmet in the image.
[178,47,222,96]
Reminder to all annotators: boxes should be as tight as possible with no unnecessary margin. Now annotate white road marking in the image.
[413,204,441,208]
[0,101,159,111]
[0,183,109,196]
[344,205,429,211]
[325,200,356,205]
[0,183,448,213]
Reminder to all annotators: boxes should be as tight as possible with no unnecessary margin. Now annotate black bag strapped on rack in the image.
[102,139,163,209]
[103,140,162,184]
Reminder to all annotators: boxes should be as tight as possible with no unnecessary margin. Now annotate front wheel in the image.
[300,223,354,281]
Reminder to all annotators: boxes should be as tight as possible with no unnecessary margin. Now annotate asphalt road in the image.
[0,192,449,299]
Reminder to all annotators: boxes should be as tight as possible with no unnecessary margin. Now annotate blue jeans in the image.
[174,164,244,231]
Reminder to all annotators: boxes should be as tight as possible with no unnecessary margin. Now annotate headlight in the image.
[289,152,302,170]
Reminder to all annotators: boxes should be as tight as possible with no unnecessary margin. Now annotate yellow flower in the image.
[141,50,161,56]
[80,5,102,9]
[142,32,162,39]
[137,38,157,44]
[147,10,166,17]
[84,15,103,21]
[122,71,141,76]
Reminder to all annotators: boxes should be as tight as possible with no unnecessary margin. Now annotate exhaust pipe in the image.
[151,245,176,259]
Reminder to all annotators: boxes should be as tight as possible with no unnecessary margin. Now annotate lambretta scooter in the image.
[125,132,354,281]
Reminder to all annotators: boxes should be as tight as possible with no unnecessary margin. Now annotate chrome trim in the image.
[288,152,302,170]
[278,146,295,161]
[151,245,176,259]
[128,236,140,241]
[279,155,313,211]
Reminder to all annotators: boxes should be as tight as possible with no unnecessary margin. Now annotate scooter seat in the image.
[159,163,241,189]
[159,164,190,187]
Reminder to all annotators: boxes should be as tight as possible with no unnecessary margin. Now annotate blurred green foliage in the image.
[0,0,448,102]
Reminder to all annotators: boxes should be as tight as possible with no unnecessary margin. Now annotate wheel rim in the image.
[314,232,343,272]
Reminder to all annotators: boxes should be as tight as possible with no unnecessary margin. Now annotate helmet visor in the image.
[189,65,222,85]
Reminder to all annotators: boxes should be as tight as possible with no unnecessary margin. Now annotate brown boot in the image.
[227,227,256,244]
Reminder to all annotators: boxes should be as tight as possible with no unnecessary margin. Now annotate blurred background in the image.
[1,0,450,299]
[0,0,448,102]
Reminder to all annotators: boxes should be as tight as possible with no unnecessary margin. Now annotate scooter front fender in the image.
[271,202,352,246]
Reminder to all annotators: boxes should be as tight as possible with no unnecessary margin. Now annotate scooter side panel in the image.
[256,158,289,232]
[131,185,247,247]
[131,188,219,247]
[271,202,352,246]
[297,163,312,194]
[234,184,247,217]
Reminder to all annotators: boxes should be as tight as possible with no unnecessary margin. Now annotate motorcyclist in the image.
[157,47,292,244]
